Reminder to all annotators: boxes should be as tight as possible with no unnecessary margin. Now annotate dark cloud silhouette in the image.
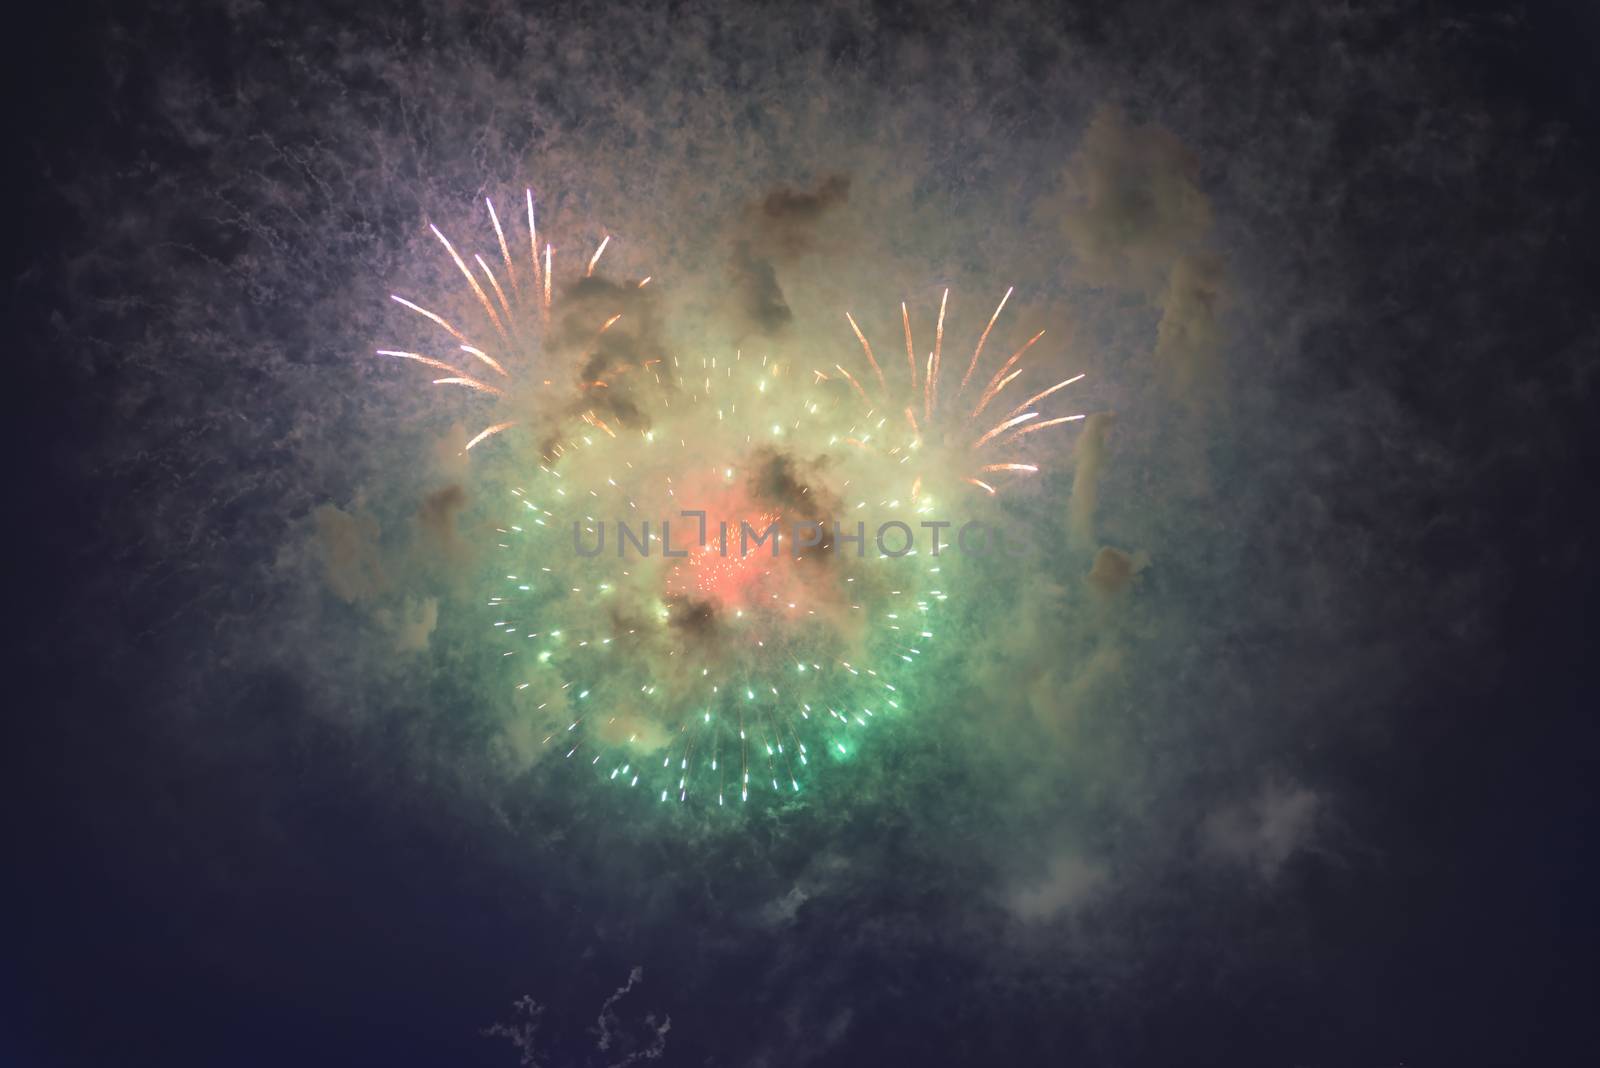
[416,483,467,554]
[729,242,793,335]
[725,174,851,337]
[756,174,851,258]
[745,446,834,518]
[552,275,664,430]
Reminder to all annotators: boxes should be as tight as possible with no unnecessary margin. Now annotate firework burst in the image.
[377,191,651,453]
[488,351,945,807]
[371,207,1069,811]
[826,289,1088,501]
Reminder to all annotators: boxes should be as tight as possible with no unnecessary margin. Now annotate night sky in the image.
[10,2,1599,1065]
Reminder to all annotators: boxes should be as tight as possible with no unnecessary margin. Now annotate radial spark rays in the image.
[377,191,647,452]
[829,290,1087,498]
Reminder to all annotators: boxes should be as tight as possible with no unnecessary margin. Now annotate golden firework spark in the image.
[824,289,1089,499]
[377,191,639,452]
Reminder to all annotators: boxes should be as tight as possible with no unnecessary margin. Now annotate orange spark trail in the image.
[901,302,918,391]
[587,235,611,277]
[465,421,517,451]
[1007,413,1085,440]
[429,223,510,345]
[475,254,516,328]
[458,345,509,377]
[390,295,472,347]
[958,286,1013,395]
[904,406,921,438]
[432,375,506,396]
[844,312,887,394]
[926,288,948,420]
[973,411,1038,448]
[582,410,618,438]
[971,329,1046,419]
[965,477,997,495]
[543,245,553,315]
[376,349,465,375]
[1003,373,1086,421]
[972,369,1024,422]
[487,197,518,300]
[526,189,541,293]
[833,364,871,404]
